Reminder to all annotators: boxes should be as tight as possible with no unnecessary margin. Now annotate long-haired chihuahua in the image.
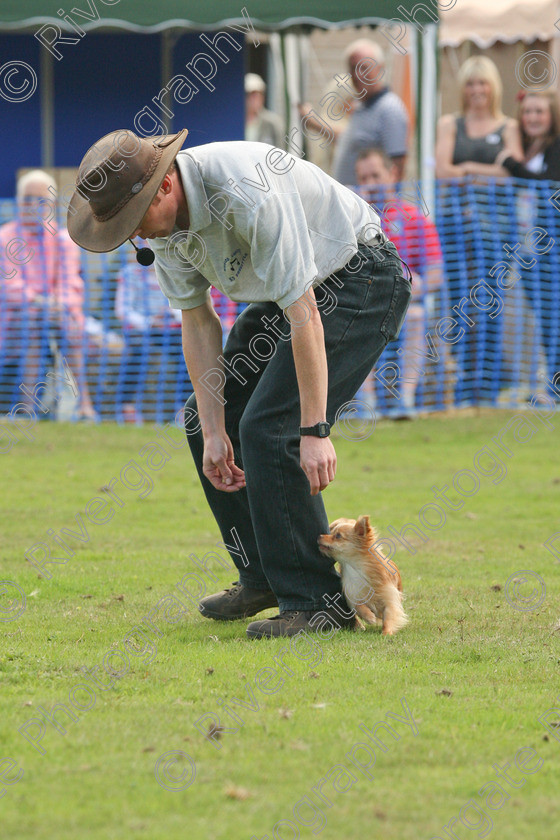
[318,515,408,635]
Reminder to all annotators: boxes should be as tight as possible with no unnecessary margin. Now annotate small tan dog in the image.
[318,515,408,636]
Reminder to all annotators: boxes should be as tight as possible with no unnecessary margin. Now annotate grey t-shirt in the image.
[151,142,383,311]
[333,89,409,186]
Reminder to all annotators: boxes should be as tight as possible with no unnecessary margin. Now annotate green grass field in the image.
[1,410,559,840]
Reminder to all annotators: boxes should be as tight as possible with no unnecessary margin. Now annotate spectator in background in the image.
[435,56,523,405]
[496,87,560,180]
[0,170,96,420]
[245,73,285,149]
[332,39,409,185]
[115,244,183,423]
[354,148,444,418]
[116,249,238,423]
[298,81,356,176]
[496,87,560,398]
[435,55,522,178]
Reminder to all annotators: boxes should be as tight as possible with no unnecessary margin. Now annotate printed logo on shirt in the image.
[223,248,248,282]
[486,133,502,145]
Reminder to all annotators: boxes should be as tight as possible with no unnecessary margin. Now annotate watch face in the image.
[318,422,330,437]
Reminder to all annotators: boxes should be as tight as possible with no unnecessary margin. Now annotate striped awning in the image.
[440,0,560,48]
[0,0,440,32]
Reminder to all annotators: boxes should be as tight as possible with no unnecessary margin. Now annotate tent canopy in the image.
[440,0,560,48]
[1,0,439,31]
[0,1,440,203]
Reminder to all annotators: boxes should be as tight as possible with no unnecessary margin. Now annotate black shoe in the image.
[198,581,277,621]
[246,607,359,639]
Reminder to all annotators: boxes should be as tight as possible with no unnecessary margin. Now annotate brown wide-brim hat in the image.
[67,128,188,253]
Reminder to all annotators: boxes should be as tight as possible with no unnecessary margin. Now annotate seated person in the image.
[115,244,183,423]
[115,247,239,423]
[354,148,444,417]
[0,170,96,420]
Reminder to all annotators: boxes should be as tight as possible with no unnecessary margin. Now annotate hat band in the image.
[92,146,163,223]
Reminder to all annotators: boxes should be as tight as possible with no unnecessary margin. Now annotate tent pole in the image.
[160,31,175,134]
[421,23,438,218]
[40,47,54,169]
[283,31,304,159]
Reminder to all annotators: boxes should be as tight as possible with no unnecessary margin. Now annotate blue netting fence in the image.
[1,177,559,425]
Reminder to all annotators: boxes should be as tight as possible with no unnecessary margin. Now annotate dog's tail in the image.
[379,582,408,635]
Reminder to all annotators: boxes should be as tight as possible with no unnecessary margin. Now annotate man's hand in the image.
[300,436,337,496]
[203,432,246,493]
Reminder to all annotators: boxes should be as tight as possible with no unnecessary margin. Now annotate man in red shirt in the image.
[355,148,444,417]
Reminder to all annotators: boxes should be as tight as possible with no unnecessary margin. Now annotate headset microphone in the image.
[129,239,155,266]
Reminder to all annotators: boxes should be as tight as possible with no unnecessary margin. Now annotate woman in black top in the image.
[497,87,560,180]
[497,87,560,398]
[436,56,522,178]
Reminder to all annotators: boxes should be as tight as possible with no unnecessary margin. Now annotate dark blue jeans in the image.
[184,241,411,611]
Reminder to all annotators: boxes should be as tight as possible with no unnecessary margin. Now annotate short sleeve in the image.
[379,97,409,159]
[153,252,211,311]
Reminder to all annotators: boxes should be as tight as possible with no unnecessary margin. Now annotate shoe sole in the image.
[246,627,274,638]
[246,624,348,639]
[246,619,358,639]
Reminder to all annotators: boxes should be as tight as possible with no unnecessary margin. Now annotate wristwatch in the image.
[299,421,331,438]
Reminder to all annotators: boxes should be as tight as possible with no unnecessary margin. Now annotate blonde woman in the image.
[434,57,523,404]
[435,56,522,178]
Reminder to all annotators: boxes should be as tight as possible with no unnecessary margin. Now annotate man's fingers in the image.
[203,458,246,493]
[305,467,325,495]
[317,466,330,492]
[302,457,336,495]
[204,468,245,493]
[228,463,245,479]
[215,458,236,487]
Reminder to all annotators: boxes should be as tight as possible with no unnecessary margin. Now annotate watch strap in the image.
[299,421,331,437]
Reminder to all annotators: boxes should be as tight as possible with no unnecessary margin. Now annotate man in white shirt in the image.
[68,129,411,639]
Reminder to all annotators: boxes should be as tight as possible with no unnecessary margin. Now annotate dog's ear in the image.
[354,515,370,536]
